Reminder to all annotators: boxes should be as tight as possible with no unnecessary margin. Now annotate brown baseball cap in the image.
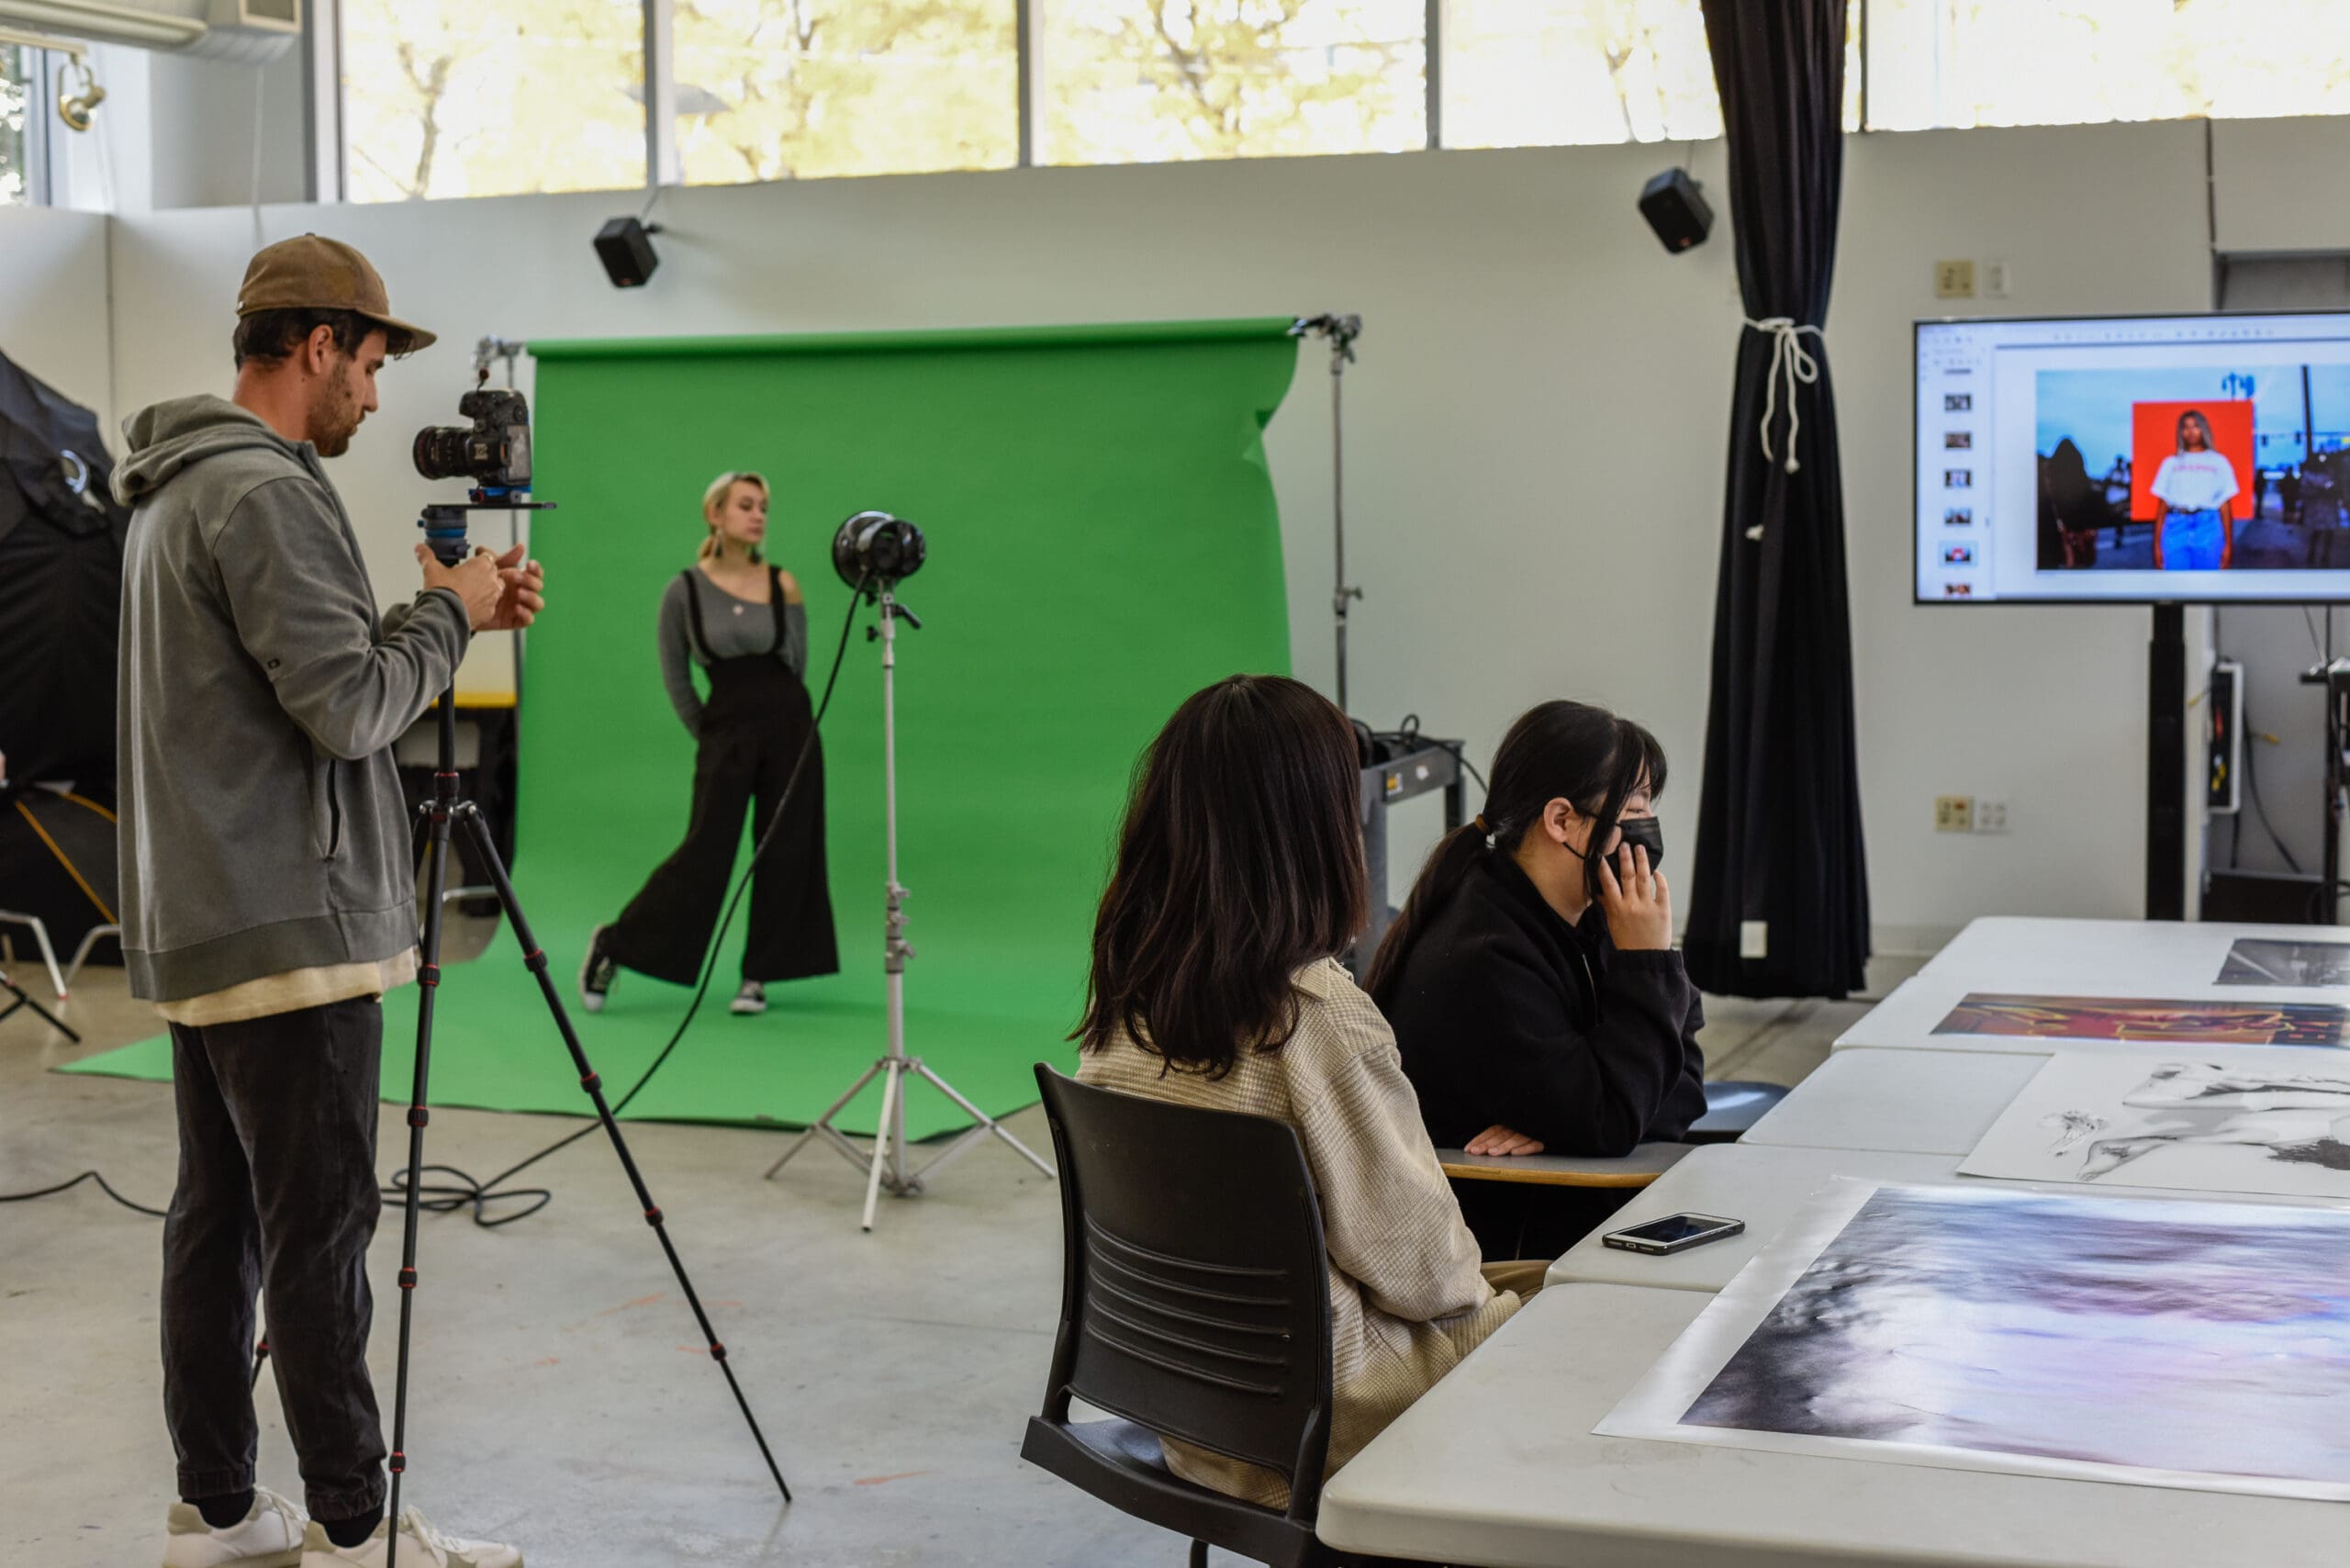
[237,233,436,353]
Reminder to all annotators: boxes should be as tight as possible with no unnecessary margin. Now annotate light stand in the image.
[383,503,790,1566]
[0,966,77,1042]
[762,587,1054,1231]
[1292,314,1364,712]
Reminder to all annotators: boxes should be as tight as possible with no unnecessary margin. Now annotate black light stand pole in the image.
[381,507,790,1565]
[1292,314,1364,713]
[2146,602,2188,920]
[0,967,77,1042]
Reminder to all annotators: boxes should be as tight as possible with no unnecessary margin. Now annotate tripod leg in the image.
[453,804,792,1503]
[250,1331,272,1393]
[384,763,460,1568]
[0,972,80,1044]
[862,1060,903,1232]
[763,1060,883,1180]
[909,1060,1055,1179]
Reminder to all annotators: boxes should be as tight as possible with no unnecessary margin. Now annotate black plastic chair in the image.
[1022,1065,1416,1568]
[1687,1078,1790,1143]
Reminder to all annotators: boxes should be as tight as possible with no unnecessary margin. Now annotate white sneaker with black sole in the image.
[731,980,767,1015]
[162,1485,308,1567]
[299,1507,520,1567]
[578,923,616,1014]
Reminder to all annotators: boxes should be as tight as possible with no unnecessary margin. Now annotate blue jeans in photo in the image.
[2163,508,2223,570]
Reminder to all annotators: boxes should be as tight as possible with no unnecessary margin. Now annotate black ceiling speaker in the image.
[1638,167,1713,254]
[594,216,663,288]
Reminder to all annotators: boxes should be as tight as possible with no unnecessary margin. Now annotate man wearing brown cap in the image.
[117,235,535,1568]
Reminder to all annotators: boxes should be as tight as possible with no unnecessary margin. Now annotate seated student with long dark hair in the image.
[1075,675,1528,1509]
[1367,700,1707,1165]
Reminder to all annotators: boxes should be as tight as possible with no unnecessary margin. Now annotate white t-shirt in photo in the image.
[2149,450,2240,513]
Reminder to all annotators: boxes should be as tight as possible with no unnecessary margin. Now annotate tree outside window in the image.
[341,0,646,201]
[1035,0,1427,166]
[673,0,1018,185]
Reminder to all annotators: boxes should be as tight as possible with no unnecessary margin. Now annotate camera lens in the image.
[412,426,476,483]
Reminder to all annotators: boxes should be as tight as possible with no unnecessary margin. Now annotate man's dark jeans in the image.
[162,996,387,1520]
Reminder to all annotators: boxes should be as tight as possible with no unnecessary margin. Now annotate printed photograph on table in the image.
[1959,1049,2350,1199]
[1934,991,2350,1047]
[2218,937,2350,988]
[1597,1181,2350,1502]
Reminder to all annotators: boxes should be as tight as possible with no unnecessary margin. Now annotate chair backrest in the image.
[1032,1064,1336,1516]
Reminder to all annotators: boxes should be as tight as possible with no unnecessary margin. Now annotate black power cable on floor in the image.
[0,1169,168,1218]
[1,577,871,1228]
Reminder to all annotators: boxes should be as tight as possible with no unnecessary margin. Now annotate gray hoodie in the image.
[114,395,471,1002]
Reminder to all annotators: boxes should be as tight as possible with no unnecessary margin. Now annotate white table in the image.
[1835,974,2348,1055]
[1737,1047,2042,1155]
[1546,1145,1959,1292]
[1316,1282,2346,1568]
[1922,915,2348,990]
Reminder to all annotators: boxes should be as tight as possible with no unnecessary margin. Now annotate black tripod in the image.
[385,508,789,1562]
[0,966,78,1043]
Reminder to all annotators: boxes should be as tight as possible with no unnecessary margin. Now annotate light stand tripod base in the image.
[761,587,1055,1229]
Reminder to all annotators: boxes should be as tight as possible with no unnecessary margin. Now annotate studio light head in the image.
[833,510,926,596]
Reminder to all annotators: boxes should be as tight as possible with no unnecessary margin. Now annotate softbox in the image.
[0,352,129,790]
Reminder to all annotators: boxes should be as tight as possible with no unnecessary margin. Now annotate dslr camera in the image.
[412,387,533,496]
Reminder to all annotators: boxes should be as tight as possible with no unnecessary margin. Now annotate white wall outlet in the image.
[1935,259,1977,299]
[1983,259,2011,298]
[1974,798,2009,834]
[1934,794,1975,833]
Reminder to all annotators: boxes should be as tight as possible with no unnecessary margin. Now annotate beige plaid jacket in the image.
[1076,957,1521,1507]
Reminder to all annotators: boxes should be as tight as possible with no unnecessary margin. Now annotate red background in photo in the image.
[2130,399,2255,521]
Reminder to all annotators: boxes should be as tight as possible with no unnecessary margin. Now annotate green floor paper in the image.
[63,320,1299,1139]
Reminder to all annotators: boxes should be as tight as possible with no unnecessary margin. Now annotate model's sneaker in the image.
[299,1508,520,1567]
[162,1484,308,1567]
[578,923,617,1014]
[731,980,767,1015]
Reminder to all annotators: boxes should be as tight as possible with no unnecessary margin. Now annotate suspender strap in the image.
[679,569,712,659]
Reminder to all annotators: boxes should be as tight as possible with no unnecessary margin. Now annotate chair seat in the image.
[1688,1078,1791,1143]
[1023,1417,1344,1568]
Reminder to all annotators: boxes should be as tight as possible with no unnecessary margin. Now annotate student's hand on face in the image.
[1598,844,1673,951]
[1465,1124,1545,1157]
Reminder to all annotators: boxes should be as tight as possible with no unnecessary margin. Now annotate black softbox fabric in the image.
[1683,0,1871,999]
[0,352,128,790]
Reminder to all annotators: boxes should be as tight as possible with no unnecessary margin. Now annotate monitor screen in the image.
[1914,311,2350,604]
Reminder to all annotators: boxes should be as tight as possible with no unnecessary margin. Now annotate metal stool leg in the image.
[0,913,67,999]
[63,923,119,996]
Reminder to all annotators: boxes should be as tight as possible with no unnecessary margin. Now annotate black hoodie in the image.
[1382,851,1707,1154]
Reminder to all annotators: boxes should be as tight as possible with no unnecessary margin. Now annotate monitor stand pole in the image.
[2147,602,2188,920]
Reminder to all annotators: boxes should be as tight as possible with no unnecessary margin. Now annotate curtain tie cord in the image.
[1746,317,1823,476]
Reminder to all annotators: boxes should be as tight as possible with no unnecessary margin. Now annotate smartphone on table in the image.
[1601,1212,1744,1255]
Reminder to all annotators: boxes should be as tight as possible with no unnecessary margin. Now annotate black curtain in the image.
[1684,0,1869,999]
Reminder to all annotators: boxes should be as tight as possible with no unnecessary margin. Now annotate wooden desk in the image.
[1437,1142,1693,1189]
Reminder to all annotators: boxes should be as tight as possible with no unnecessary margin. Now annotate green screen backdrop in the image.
[66,320,1299,1138]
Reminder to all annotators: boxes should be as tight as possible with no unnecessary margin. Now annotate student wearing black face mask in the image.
[1366,700,1707,1182]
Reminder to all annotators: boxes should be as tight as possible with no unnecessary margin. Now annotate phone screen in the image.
[1616,1215,1729,1245]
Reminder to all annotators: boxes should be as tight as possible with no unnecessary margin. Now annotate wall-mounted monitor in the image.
[1915,311,2350,604]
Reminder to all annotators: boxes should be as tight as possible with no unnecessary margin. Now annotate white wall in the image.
[0,204,113,424]
[93,112,2350,952]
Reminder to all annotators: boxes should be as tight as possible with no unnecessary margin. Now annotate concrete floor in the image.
[0,932,1887,1567]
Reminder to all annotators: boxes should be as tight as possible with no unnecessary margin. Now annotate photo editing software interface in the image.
[1916,312,2350,603]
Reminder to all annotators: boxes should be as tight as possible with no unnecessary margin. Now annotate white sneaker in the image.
[578,923,617,1014]
[300,1507,520,1567]
[731,979,767,1015]
[162,1485,308,1567]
